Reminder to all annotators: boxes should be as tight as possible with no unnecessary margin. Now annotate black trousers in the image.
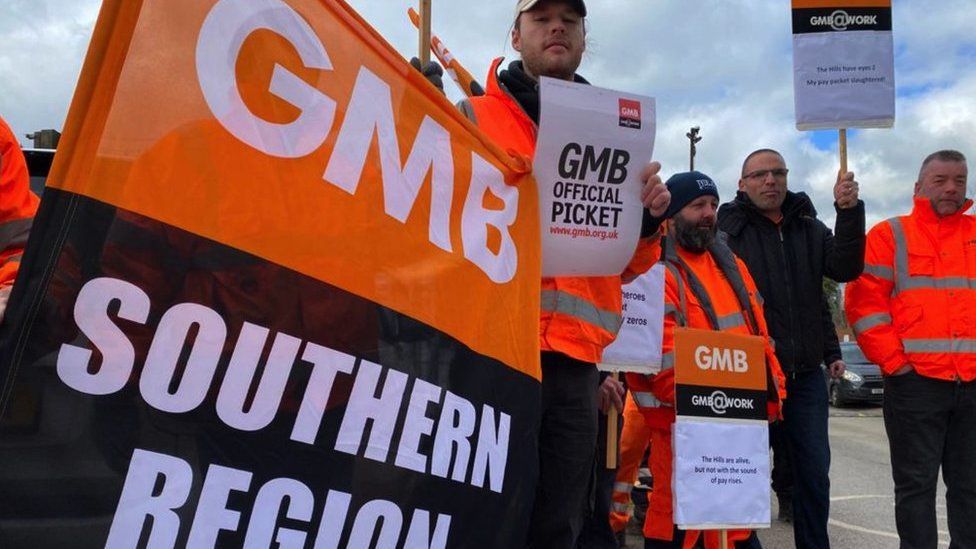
[782,369,831,549]
[769,419,793,498]
[527,352,599,549]
[884,371,976,549]
[578,378,624,549]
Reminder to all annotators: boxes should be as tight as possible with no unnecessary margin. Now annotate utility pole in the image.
[686,126,702,170]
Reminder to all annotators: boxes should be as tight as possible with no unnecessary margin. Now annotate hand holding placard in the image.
[641,161,670,218]
[834,170,859,208]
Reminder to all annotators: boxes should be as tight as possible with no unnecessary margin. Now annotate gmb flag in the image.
[0,0,541,547]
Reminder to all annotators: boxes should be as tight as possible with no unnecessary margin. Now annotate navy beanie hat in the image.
[663,171,720,219]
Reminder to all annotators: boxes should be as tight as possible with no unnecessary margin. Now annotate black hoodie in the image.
[718,191,865,375]
[496,60,589,124]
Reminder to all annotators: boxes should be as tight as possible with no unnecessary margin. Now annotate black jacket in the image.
[717,191,865,375]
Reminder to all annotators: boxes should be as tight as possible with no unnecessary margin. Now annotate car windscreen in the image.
[24,149,55,196]
[841,343,870,364]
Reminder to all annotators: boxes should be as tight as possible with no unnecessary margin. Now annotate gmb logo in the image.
[809,10,879,31]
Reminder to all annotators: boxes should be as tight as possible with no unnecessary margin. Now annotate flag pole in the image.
[418,0,432,64]
[407,7,484,97]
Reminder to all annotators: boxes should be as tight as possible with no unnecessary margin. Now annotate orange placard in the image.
[673,328,766,392]
[49,0,541,379]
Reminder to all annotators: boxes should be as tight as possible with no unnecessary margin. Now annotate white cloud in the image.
[0,0,99,147]
[1,0,975,229]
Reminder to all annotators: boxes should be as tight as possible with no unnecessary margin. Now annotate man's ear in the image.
[738,179,746,191]
[511,27,522,52]
[913,180,921,196]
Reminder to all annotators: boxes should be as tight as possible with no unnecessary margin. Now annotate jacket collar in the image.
[486,57,589,125]
[718,190,816,236]
[911,196,974,224]
[484,57,508,100]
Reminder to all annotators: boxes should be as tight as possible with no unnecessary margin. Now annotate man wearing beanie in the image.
[425,1,673,547]
[718,149,864,548]
[627,171,786,549]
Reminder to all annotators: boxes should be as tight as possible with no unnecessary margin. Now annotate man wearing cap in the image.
[717,149,864,548]
[627,171,785,549]
[446,1,672,546]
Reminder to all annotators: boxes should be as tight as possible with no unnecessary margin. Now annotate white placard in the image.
[791,2,895,130]
[598,263,665,374]
[535,77,656,276]
[673,419,770,530]
[793,32,895,129]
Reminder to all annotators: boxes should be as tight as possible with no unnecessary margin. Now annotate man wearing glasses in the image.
[717,149,865,548]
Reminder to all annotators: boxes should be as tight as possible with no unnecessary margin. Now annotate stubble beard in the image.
[522,50,580,82]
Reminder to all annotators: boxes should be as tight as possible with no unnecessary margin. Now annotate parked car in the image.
[22,148,55,196]
[827,342,884,406]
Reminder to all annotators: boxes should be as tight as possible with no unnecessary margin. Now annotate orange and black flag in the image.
[0,0,540,546]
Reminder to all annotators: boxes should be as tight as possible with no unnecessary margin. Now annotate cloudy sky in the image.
[2,0,975,229]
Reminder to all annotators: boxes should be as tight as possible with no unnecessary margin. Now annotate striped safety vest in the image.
[846,197,976,381]
[625,237,784,547]
[628,236,783,421]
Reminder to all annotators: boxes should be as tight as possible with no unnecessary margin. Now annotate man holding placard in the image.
[627,172,785,548]
[718,149,864,548]
[788,0,886,542]
[452,1,671,546]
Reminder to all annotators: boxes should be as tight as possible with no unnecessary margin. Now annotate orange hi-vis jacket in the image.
[0,115,39,287]
[460,58,659,364]
[845,197,976,381]
[609,391,651,533]
[626,238,785,548]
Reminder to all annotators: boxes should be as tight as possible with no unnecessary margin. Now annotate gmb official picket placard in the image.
[535,78,656,276]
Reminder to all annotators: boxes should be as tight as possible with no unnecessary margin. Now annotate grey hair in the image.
[918,149,967,180]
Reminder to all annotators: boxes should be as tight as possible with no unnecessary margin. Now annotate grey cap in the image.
[515,0,587,18]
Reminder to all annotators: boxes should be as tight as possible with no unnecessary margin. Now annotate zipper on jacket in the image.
[778,226,798,372]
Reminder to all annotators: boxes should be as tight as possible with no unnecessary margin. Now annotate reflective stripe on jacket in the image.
[626,237,785,546]
[461,58,659,363]
[0,115,40,287]
[845,197,976,380]
[609,391,651,533]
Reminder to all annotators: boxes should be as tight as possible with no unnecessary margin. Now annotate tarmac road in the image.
[761,403,950,548]
[623,403,953,548]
